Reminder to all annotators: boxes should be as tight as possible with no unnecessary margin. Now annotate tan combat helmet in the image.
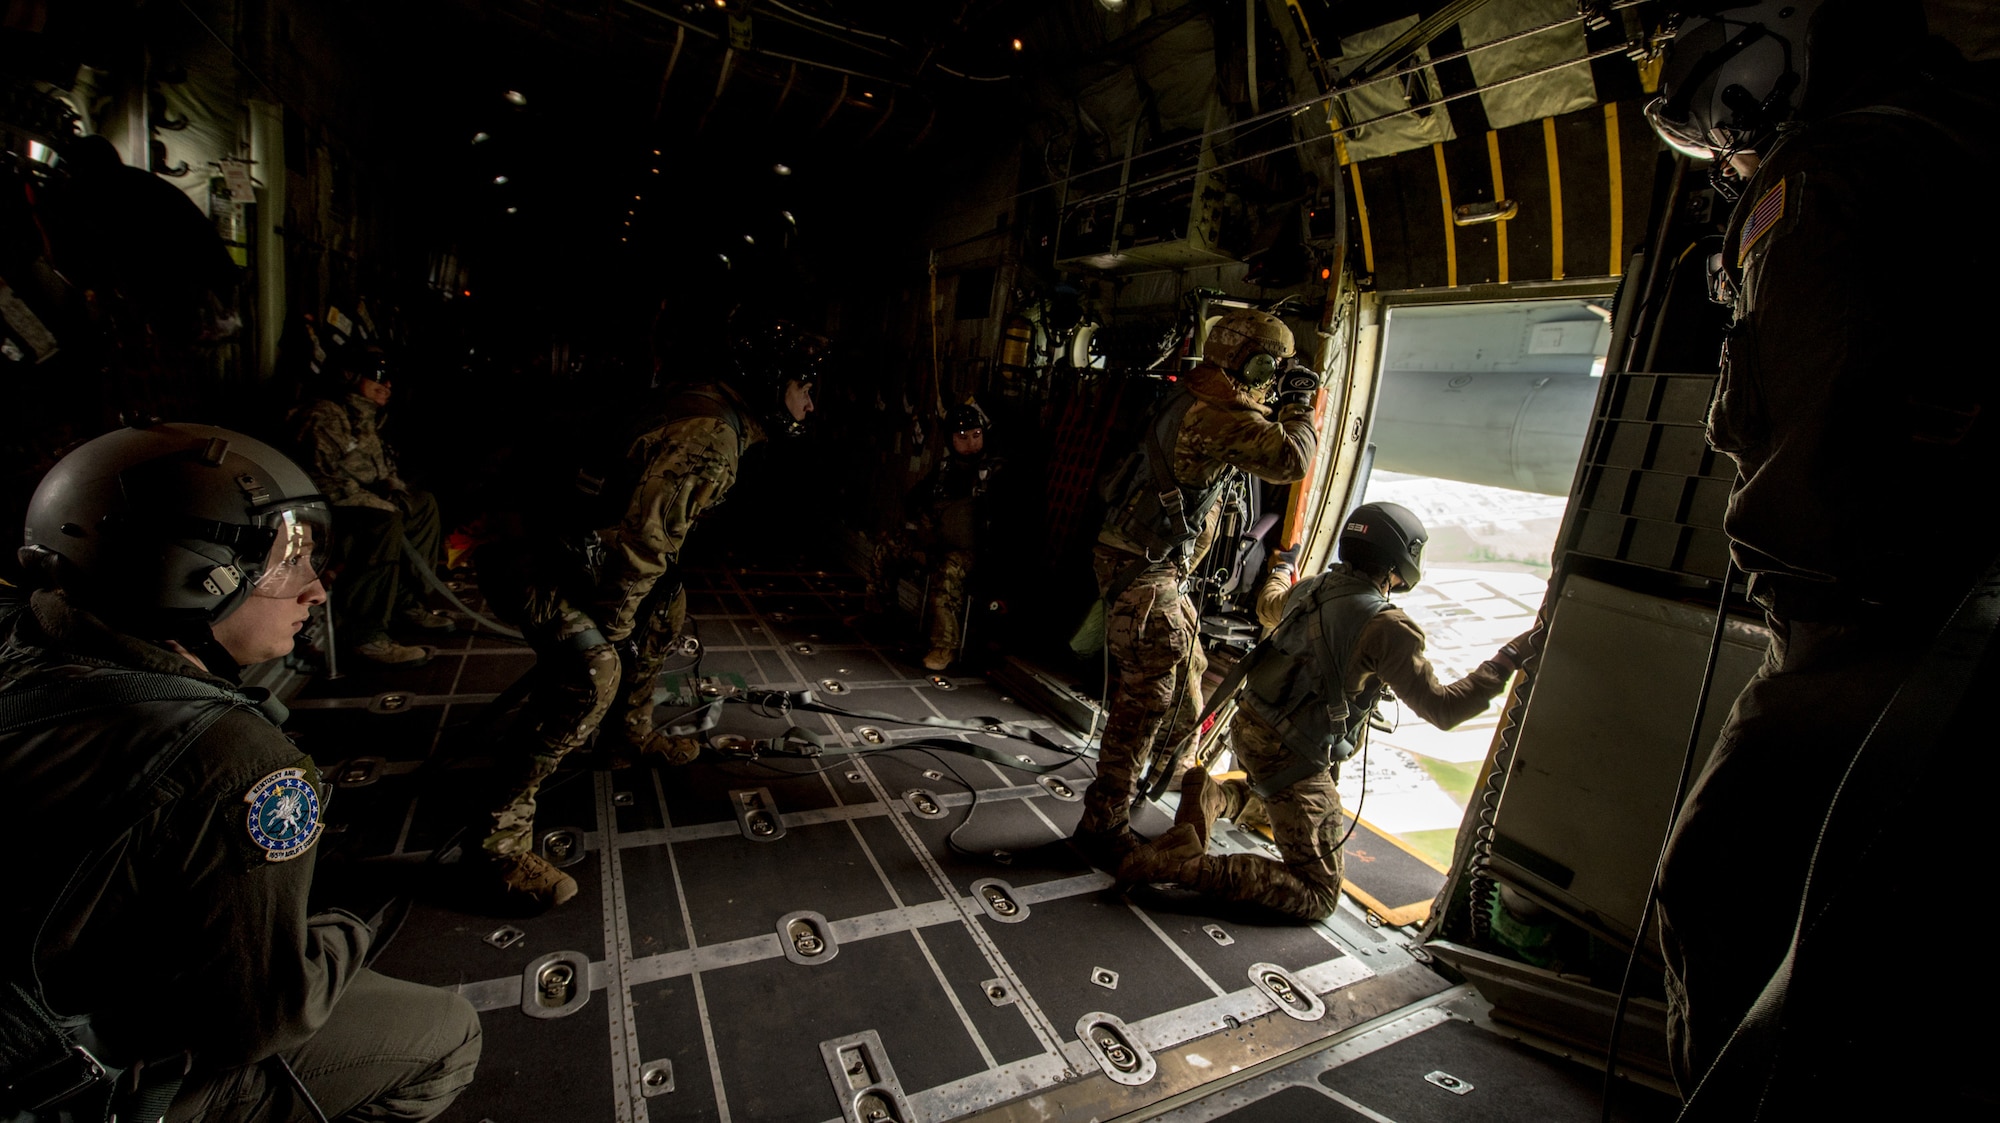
[1202,308,1295,375]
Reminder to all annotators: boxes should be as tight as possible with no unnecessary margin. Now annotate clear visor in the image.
[250,506,333,599]
[1643,96,1723,161]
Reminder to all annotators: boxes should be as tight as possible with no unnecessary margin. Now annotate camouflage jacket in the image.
[584,382,767,641]
[1098,362,1318,563]
[296,393,402,512]
[909,451,1003,552]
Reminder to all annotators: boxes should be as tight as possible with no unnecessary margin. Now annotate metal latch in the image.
[639,1059,675,1097]
[540,827,586,868]
[1425,1070,1473,1095]
[1076,1014,1155,1086]
[521,951,592,1019]
[1250,962,1325,1021]
[969,878,1029,924]
[732,788,786,841]
[779,911,839,965]
[820,1031,913,1123]
[1038,775,1080,801]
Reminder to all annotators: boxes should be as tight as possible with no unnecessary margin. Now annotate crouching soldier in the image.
[1121,502,1536,920]
[0,423,480,1122]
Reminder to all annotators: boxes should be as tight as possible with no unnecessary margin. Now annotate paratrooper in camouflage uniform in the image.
[472,327,821,910]
[293,348,453,667]
[1075,309,1320,867]
[866,403,1004,671]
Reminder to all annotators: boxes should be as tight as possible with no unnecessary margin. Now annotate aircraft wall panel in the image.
[1487,576,1769,945]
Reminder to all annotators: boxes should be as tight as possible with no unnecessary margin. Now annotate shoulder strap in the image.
[1301,580,1388,722]
[660,386,745,443]
[0,673,241,734]
[1144,388,1199,490]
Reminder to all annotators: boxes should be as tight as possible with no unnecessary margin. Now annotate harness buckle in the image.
[7,1043,111,1113]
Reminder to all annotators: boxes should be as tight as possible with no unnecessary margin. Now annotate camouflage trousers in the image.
[868,532,974,652]
[1080,545,1205,835]
[609,580,692,755]
[476,586,620,858]
[1155,712,1343,921]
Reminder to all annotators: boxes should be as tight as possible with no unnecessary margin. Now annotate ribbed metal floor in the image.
[288,561,1656,1123]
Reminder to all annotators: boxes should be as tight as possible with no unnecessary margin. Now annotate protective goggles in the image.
[1643,96,1729,162]
[249,505,334,598]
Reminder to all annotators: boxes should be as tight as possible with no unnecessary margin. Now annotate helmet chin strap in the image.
[167,618,245,683]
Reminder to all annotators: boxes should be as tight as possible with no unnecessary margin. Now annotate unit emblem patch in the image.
[1738,176,1787,267]
[243,767,322,861]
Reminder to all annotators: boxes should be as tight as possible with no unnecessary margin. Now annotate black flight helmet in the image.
[1337,501,1427,590]
[946,402,989,436]
[19,422,333,644]
[729,319,826,438]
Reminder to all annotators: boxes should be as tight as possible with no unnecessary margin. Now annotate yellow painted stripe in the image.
[1605,102,1624,276]
[1433,142,1457,288]
[1349,160,1374,275]
[1486,130,1508,284]
[1544,116,1564,280]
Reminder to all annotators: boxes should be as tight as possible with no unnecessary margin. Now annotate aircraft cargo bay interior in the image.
[4,3,1996,1122]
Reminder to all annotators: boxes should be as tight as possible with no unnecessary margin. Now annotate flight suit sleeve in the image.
[590,418,739,641]
[1255,561,1297,631]
[1355,611,1507,731]
[165,731,372,1067]
[1184,399,1319,485]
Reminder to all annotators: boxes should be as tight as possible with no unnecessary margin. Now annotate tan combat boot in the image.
[482,851,578,911]
[352,638,432,669]
[1176,766,1232,850]
[1116,823,1207,882]
[922,648,953,672]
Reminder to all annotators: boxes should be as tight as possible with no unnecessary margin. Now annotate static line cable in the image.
[987,1,1647,214]
[1068,38,1640,212]
[399,537,526,640]
[767,0,905,45]
[1599,559,1739,1123]
[174,0,284,102]
[616,0,916,86]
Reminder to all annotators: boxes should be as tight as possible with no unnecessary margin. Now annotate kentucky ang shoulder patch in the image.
[243,767,323,861]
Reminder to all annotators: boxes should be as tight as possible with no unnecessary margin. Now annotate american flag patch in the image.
[1738,177,1786,266]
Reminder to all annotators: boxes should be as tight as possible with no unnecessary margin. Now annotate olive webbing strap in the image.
[0,673,240,733]
[755,726,1075,776]
[756,693,1071,750]
[1141,642,1270,804]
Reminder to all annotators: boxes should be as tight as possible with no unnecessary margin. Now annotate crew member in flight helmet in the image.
[1122,503,1534,920]
[1648,1,2000,1107]
[0,423,480,1122]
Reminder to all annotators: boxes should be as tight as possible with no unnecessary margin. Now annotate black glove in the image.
[1490,626,1542,673]
[1274,364,1321,408]
[1268,544,1301,573]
